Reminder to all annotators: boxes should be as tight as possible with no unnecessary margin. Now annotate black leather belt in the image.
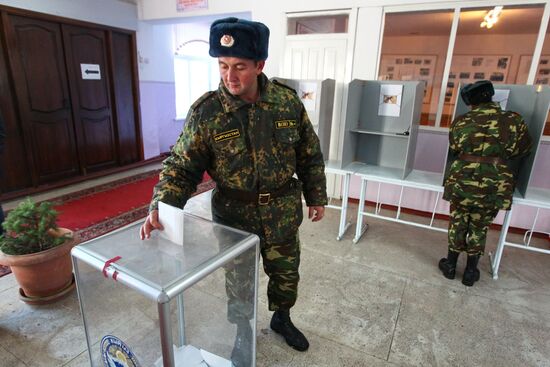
[218,180,295,205]
[459,153,506,165]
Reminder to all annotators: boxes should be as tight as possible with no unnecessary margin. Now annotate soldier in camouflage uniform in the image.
[140,17,327,358]
[440,80,532,286]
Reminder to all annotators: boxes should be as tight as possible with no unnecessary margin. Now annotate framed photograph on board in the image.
[446,54,511,104]
[517,54,550,85]
[379,54,437,104]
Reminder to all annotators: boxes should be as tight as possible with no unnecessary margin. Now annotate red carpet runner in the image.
[0,170,215,278]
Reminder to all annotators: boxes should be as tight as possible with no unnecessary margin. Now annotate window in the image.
[173,21,222,119]
[174,40,219,119]
[442,4,544,127]
[379,4,545,129]
[287,14,348,35]
[518,15,550,135]
[379,10,454,127]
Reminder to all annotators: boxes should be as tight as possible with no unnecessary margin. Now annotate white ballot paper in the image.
[154,344,232,367]
[158,201,184,246]
[492,89,510,110]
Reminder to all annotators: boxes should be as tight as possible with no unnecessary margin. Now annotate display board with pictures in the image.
[379,55,437,104]
[516,54,550,85]
[445,55,511,104]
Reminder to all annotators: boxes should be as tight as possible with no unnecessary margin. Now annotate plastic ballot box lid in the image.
[71,214,258,299]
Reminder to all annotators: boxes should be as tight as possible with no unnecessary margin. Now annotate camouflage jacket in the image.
[150,73,328,213]
[443,102,532,210]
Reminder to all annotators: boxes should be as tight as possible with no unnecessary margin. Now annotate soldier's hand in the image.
[140,210,164,240]
[308,206,325,222]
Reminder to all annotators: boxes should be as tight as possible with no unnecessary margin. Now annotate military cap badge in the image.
[220,34,234,47]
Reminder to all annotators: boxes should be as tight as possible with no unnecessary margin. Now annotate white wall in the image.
[136,22,175,82]
[0,0,138,30]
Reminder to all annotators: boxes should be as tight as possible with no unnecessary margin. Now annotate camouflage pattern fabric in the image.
[151,73,327,313]
[448,203,499,255]
[443,102,532,210]
[443,101,531,255]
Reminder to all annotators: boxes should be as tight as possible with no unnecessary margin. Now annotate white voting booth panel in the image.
[72,213,259,367]
[271,77,335,161]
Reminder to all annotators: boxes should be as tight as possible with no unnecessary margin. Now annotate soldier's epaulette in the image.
[190,90,216,110]
[272,79,297,94]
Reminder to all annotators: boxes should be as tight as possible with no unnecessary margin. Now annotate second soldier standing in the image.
[440,80,532,286]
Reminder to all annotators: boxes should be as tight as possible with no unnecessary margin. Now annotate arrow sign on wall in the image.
[80,63,101,80]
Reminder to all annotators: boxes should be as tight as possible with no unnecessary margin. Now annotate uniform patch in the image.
[214,129,241,142]
[275,120,297,129]
[101,335,141,367]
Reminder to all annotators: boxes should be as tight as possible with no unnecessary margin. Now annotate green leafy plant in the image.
[0,198,70,255]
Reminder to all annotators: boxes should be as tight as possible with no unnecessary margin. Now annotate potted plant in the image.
[0,198,77,305]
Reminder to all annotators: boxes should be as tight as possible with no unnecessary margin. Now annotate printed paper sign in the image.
[80,63,101,80]
[177,0,208,11]
[378,84,403,117]
[298,82,317,112]
[493,89,510,110]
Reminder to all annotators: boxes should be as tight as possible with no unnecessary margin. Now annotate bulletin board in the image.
[445,54,511,104]
[516,54,550,85]
[379,55,437,104]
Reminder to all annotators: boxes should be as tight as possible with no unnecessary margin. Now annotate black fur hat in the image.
[209,17,270,61]
[461,80,495,106]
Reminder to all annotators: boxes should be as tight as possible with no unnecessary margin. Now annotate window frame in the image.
[173,52,219,121]
[380,0,550,137]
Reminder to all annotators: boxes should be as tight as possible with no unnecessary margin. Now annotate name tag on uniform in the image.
[275,120,297,129]
[214,129,240,142]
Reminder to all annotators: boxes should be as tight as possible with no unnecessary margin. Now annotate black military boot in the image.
[231,320,253,367]
[438,250,459,279]
[270,310,309,351]
[462,254,481,286]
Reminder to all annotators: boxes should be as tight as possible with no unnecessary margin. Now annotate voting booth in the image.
[72,213,259,367]
[340,79,424,181]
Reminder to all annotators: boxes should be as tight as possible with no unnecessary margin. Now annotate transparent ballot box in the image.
[71,214,259,367]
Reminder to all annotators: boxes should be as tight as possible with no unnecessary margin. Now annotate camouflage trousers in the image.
[211,187,303,323]
[220,234,301,323]
[448,203,499,256]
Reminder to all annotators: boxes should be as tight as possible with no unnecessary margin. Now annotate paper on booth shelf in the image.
[158,201,184,246]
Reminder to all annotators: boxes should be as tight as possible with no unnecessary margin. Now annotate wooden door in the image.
[63,24,117,173]
[0,14,32,193]
[110,31,142,164]
[5,15,80,184]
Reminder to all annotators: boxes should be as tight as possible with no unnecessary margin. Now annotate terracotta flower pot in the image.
[0,228,77,304]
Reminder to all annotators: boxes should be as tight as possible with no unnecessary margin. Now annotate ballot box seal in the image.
[101,335,141,367]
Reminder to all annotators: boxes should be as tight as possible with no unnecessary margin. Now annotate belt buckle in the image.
[258,193,271,205]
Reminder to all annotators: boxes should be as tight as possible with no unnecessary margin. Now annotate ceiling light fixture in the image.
[480,6,503,29]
